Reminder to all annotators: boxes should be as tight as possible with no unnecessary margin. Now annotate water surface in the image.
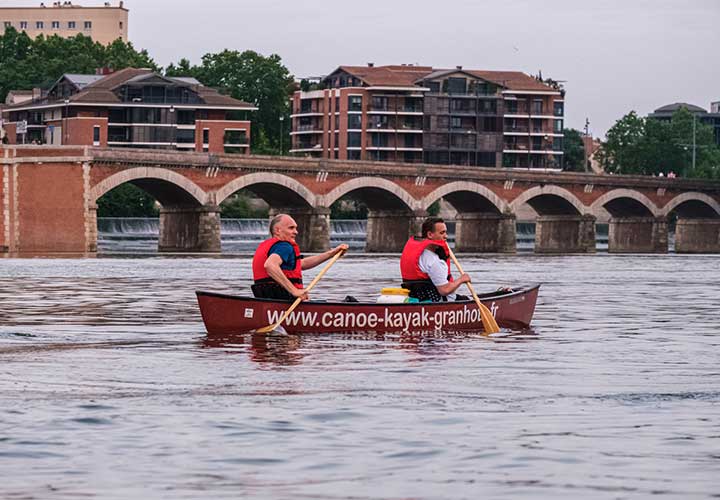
[0,255,718,499]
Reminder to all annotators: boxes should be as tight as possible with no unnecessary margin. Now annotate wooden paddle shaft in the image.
[447,248,500,333]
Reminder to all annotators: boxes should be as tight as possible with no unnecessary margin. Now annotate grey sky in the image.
[7,0,719,136]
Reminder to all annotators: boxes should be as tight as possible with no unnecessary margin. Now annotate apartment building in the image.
[1,68,256,153]
[290,64,564,169]
[1,1,128,45]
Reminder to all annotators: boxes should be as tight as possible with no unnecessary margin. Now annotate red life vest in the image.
[400,237,453,282]
[252,237,303,288]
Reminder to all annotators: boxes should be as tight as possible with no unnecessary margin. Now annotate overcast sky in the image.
[8,0,719,136]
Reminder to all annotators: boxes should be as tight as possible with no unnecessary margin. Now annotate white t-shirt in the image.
[418,249,456,301]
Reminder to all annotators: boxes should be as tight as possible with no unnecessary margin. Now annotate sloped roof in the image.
[653,102,707,114]
[467,70,558,92]
[64,74,104,89]
[4,68,255,109]
[322,64,558,92]
[327,65,434,87]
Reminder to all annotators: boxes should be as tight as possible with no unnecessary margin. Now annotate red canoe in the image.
[196,284,540,335]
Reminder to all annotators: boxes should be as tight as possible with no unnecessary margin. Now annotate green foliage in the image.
[220,191,269,218]
[562,128,587,172]
[331,199,368,219]
[599,108,720,178]
[0,26,157,102]
[427,200,441,216]
[97,184,158,217]
[166,50,294,154]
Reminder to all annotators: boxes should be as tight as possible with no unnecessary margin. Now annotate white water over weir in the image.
[96,217,609,253]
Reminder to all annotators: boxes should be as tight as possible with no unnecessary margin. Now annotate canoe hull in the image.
[196,284,540,335]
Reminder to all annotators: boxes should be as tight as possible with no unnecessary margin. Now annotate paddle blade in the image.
[253,324,288,335]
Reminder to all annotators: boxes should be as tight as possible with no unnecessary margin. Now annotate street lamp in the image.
[63,98,69,145]
[169,105,175,148]
[279,115,285,155]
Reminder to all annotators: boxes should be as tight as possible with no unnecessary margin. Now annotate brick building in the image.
[1,68,255,154]
[290,64,564,169]
[1,1,128,46]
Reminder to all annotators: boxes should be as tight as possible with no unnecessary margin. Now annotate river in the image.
[0,253,717,499]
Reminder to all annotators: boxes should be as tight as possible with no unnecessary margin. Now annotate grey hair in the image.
[269,213,287,236]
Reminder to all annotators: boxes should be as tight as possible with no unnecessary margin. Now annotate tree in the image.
[597,111,648,175]
[167,50,294,154]
[562,128,587,172]
[97,184,158,217]
[599,108,720,178]
[0,27,157,102]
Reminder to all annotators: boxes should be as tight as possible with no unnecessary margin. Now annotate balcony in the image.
[292,124,323,134]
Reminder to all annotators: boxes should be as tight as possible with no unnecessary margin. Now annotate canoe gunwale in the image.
[195,283,541,307]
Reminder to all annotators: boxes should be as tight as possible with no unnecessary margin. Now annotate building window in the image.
[348,114,362,129]
[451,117,462,129]
[51,21,60,29]
[347,132,361,147]
[68,21,76,29]
[426,81,440,93]
[4,21,12,28]
[119,21,123,30]
[506,100,517,114]
[299,99,312,114]
[554,102,564,117]
[532,99,543,114]
[348,95,362,112]
[348,150,361,160]
[84,21,92,29]
[20,21,28,29]
[93,126,101,145]
[36,21,44,29]
[224,129,247,145]
[371,134,387,147]
[446,78,467,95]
[202,128,209,144]
[371,96,387,111]
[554,119,563,133]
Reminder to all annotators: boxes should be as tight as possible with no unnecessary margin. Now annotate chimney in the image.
[32,87,42,100]
[95,67,115,75]
[367,62,374,67]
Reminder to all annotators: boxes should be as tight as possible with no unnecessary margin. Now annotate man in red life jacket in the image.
[400,217,471,302]
[252,213,348,301]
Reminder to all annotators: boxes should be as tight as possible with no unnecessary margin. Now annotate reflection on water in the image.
[0,255,718,498]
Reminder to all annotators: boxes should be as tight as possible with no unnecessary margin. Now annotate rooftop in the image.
[322,64,560,92]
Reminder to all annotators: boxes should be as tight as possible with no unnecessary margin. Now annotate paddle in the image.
[447,247,501,334]
[255,249,346,334]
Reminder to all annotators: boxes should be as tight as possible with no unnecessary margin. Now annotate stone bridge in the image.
[2,145,720,256]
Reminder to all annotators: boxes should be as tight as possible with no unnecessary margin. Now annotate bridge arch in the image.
[590,189,661,218]
[661,192,720,218]
[89,167,208,206]
[320,177,418,211]
[214,172,316,208]
[509,185,588,215]
[421,181,509,214]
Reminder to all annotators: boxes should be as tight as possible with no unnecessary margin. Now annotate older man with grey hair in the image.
[251,213,348,301]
